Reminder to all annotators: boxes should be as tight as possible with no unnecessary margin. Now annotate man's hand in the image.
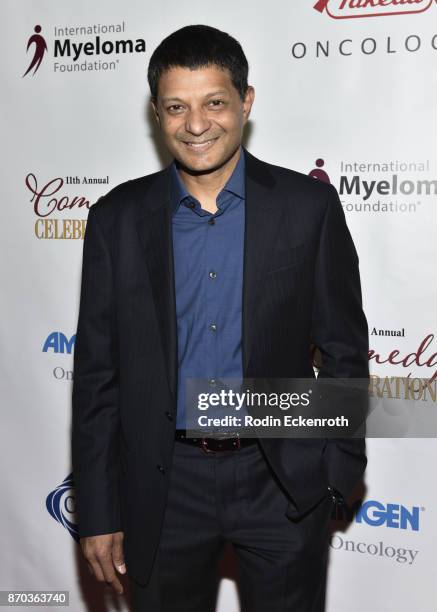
[80,531,126,595]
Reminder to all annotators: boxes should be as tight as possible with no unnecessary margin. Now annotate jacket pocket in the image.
[266,244,305,274]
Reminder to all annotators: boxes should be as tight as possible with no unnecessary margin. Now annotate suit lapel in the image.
[242,148,285,373]
[135,148,286,406]
[136,166,179,403]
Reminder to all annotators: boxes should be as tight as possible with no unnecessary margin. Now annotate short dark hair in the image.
[147,24,249,101]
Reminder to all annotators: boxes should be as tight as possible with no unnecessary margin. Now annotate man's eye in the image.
[209,100,225,107]
[167,105,183,112]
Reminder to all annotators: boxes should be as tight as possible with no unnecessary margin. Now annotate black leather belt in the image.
[175,429,258,452]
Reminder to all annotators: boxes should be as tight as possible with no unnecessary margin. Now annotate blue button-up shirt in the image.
[170,147,246,430]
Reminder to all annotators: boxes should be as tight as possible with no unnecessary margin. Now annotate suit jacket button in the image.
[165,411,173,421]
[156,464,165,474]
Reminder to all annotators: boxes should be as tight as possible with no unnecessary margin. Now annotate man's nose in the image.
[185,108,211,136]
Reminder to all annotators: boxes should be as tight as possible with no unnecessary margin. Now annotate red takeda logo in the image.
[23,25,48,76]
[313,0,437,19]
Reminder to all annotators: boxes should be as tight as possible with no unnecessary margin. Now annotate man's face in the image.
[151,65,254,173]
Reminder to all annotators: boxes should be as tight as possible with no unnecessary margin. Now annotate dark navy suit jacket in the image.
[72,147,369,586]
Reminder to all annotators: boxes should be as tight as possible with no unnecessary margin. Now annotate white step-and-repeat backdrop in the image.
[1,0,436,610]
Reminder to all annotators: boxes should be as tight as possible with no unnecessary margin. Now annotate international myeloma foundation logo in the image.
[21,21,146,75]
[23,25,47,76]
[313,0,437,19]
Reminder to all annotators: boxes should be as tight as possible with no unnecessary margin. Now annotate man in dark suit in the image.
[72,24,369,612]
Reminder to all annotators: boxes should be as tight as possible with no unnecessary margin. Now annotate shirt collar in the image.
[170,145,245,215]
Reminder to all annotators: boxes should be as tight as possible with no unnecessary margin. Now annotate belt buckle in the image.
[201,434,241,453]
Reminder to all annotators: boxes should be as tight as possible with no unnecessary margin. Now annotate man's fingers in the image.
[87,555,106,582]
[80,534,125,594]
[99,554,124,595]
[112,534,126,574]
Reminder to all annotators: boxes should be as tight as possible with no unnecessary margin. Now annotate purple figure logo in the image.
[23,25,47,77]
[309,158,330,184]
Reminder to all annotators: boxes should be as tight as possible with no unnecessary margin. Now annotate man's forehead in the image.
[157,65,234,96]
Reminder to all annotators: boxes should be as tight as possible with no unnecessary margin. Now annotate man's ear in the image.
[151,98,161,126]
[242,86,255,123]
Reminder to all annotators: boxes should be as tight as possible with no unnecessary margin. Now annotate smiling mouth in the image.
[182,138,218,151]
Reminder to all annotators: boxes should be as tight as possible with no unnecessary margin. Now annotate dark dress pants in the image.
[129,438,334,612]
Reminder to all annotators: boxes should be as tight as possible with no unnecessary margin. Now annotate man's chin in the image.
[173,147,239,176]
[174,155,223,175]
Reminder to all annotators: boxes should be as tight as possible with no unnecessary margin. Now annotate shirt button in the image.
[165,411,173,421]
[209,271,217,279]
[156,464,165,474]
[187,201,195,209]
[209,323,217,332]
[209,378,217,387]
[208,217,215,225]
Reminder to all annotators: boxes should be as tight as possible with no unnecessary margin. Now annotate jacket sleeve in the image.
[71,202,121,537]
[311,183,369,500]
